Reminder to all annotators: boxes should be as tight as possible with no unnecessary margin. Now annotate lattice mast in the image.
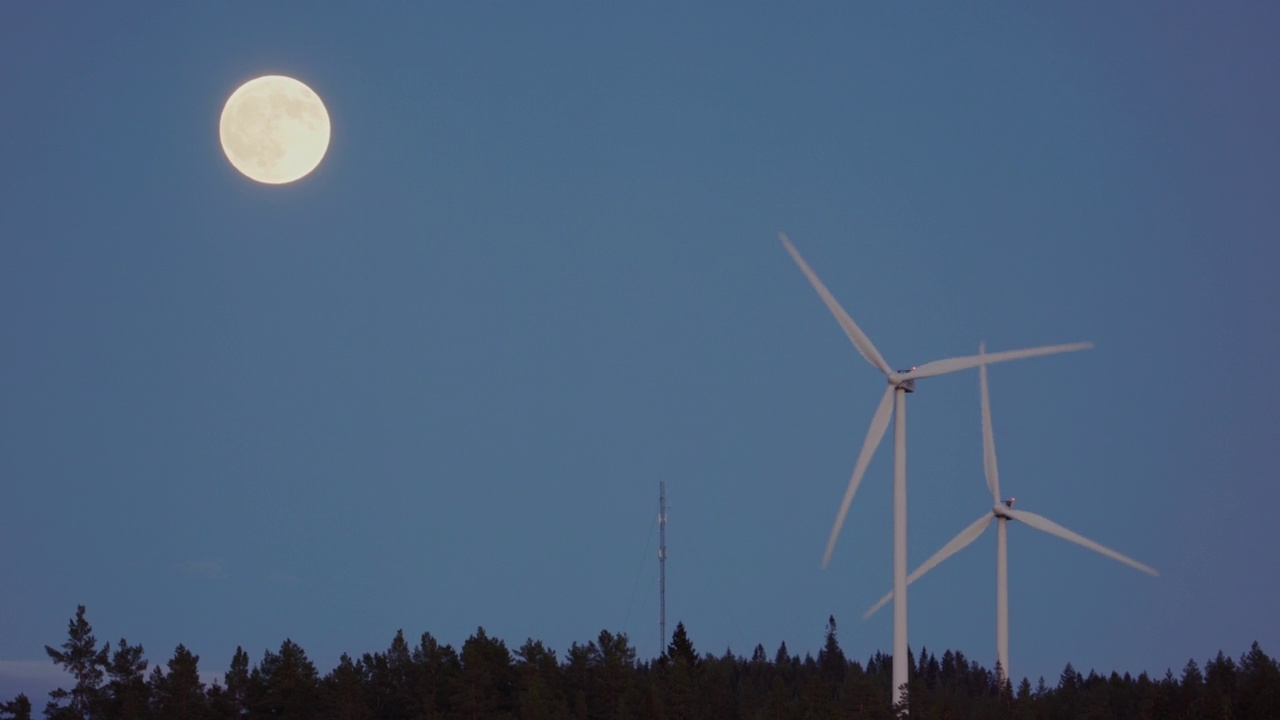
[658,481,668,653]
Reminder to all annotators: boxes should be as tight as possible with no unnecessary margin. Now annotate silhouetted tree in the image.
[362,630,416,719]
[452,627,515,720]
[318,653,371,720]
[666,623,696,669]
[1238,641,1280,718]
[816,616,846,690]
[561,639,596,720]
[660,623,699,720]
[1052,662,1080,720]
[595,630,638,720]
[102,638,148,720]
[740,644,772,711]
[773,642,790,668]
[150,644,207,720]
[700,650,739,720]
[412,631,459,719]
[514,639,564,720]
[218,647,250,720]
[44,605,109,720]
[1204,649,1237,718]
[0,695,32,720]
[249,639,318,720]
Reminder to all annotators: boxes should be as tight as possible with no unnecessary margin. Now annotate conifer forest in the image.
[2,605,1277,720]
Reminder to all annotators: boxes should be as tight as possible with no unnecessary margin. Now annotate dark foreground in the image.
[4,607,1277,719]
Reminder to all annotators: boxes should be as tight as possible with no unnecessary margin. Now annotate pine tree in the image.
[1178,658,1205,719]
[993,659,1010,699]
[318,653,372,720]
[412,631,459,719]
[701,651,739,720]
[666,623,697,668]
[1204,649,1237,718]
[1238,641,1280,718]
[515,639,564,720]
[1053,663,1081,720]
[742,644,771,709]
[940,650,958,689]
[919,649,941,692]
[453,627,515,720]
[0,695,32,720]
[150,645,207,720]
[596,630,637,719]
[1133,671,1157,719]
[44,606,109,720]
[204,682,235,720]
[1150,669,1178,719]
[816,616,846,688]
[662,623,699,720]
[103,638,149,720]
[250,639,318,720]
[222,647,250,720]
[361,630,414,719]
[562,640,597,720]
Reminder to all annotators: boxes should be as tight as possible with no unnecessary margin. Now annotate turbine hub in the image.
[993,503,1013,519]
[889,369,916,393]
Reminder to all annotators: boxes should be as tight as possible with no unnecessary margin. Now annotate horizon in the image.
[5,608,1272,705]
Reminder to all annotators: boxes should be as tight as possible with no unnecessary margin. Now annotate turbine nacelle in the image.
[992,502,1014,519]
[888,369,917,392]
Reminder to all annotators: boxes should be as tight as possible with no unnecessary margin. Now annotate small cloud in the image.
[0,661,70,683]
[180,560,227,579]
[0,660,73,701]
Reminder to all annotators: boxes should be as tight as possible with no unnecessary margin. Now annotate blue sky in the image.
[2,1,1278,700]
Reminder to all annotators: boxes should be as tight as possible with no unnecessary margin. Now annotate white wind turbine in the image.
[861,344,1158,687]
[780,234,1091,711]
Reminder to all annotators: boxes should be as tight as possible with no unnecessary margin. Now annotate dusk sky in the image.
[3,2,1278,701]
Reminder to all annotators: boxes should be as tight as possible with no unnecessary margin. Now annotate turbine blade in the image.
[980,343,1001,504]
[1006,508,1159,576]
[899,342,1093,381]
[863,592,893,622]
[779,233,893,376]
[862,513,995,619]
[822,385,896,568]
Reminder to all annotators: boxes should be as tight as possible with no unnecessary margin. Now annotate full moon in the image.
[219,75,331,184]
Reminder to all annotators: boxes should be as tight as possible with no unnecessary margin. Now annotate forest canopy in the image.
[2,606,1276,720]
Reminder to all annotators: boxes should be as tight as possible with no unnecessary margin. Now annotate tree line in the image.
[2,605,1277,719]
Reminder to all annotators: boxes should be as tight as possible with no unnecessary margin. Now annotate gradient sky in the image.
[3,2,1278,702]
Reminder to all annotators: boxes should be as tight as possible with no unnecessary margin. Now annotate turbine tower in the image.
[862,344,1157,687]
[780,234,1091,712]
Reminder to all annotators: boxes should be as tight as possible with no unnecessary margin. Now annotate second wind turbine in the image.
[863,344,1157,686]
[780,233,1091,711]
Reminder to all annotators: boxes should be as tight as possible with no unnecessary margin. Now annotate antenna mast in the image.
[658,481,667,654]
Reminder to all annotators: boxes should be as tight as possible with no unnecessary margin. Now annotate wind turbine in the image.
[861,344,1157,687]
[780,233,1092,712]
